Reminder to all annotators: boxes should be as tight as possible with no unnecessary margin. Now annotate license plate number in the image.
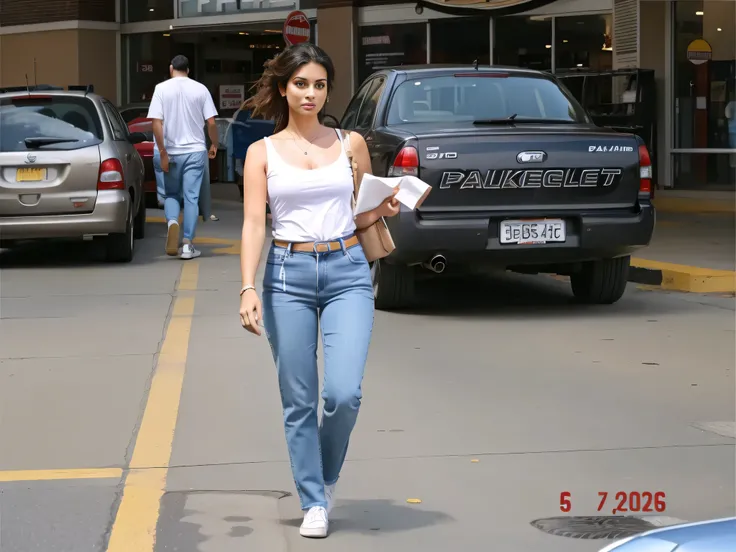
[16,167,47,182]
[500,219,566,244]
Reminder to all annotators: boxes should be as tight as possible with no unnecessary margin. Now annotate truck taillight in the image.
[388,146,419,177]
[98,158,125,190]
[638,144,653,199]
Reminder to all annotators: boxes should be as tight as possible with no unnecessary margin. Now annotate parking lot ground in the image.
[0,203,734,551]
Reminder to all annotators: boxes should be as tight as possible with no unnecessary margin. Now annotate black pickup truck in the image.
[338,65,655,310]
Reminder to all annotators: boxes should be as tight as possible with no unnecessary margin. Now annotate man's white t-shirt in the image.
[147,76,218,156]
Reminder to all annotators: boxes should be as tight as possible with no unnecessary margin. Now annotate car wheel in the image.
[371,259,415,310]
[570,256,630,304]
[105,203,134,263]
[133,196,146,240]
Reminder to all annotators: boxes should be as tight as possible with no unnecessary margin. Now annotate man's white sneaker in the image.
[180,243,201,260]
[325,483,336,514]
[300,506,328,538]
[165,220,180,256]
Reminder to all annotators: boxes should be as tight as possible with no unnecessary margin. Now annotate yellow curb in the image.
[653,196,735,214]
[631,257,736,293]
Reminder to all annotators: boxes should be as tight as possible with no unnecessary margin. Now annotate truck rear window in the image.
[0,96,104,152]
[386,74,589,125]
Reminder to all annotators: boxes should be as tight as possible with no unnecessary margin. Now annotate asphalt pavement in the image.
[1,199,734,552]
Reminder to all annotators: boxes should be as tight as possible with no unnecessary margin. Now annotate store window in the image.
[672,0,735,189]
[430,16,489,66]
[177,0,296,18]
[357,24,427,86]
[494,16,552,71]
[123,0,174,23]
[555,14,612,71]
[123,25,305,112]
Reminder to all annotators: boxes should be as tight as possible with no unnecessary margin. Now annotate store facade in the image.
[0,0,733,190]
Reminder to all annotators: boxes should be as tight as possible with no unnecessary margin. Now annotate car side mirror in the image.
[322,114,339,128]
[128,132,148,144]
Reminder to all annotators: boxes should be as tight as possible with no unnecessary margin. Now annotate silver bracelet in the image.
[239,285,256,296]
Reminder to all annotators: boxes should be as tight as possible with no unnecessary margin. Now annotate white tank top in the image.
[264,129,356,243]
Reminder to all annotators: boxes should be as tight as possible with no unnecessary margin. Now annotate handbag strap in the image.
[339,129,360,208]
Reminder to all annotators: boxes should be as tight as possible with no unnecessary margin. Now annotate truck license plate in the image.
[16,167,47,182]
[500,219,566,244]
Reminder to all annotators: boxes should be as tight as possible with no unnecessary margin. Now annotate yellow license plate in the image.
[16,167,47,182]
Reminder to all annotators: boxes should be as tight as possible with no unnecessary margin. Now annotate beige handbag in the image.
[342,130,396,262]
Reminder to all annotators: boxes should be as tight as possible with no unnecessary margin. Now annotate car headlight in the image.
[598,536,636,551]
[598,536,677,552]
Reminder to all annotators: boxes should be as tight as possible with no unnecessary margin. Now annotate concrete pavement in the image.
[0,201,734,551]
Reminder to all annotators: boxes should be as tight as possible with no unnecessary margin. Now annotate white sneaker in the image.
[299,506,328,538]
[165,220,180,256]
[325,483,336,514]
[180,243,201,260]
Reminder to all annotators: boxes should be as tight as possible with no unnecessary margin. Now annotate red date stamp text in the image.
[560,491,666,515]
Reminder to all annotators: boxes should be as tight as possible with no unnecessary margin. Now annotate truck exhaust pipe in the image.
[424,254,447,274]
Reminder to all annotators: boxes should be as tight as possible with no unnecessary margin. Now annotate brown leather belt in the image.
[273,234,359,253]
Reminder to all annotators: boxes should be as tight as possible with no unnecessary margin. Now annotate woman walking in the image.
[237,43,399,538]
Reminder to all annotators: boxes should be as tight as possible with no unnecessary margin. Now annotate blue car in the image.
[599,517,736,551]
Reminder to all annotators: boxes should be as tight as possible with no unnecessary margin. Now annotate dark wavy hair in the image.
[244,43,335,133]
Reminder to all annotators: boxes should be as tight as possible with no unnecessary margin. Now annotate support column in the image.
[316,0,358,118]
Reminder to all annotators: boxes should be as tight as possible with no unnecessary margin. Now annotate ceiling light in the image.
[717,27,722,31]
[563,39,569,43]
[696,10,704,15]
[545,44,551,49]
[163,33,170,36]
[149,7,155,11]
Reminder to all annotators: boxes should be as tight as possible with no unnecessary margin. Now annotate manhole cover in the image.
[530,515,656,539]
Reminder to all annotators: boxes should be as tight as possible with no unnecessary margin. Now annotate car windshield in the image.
[0,96,104,152]
[386,73,589,125]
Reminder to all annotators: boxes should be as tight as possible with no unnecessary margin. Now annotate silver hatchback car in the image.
[0,87,147,262]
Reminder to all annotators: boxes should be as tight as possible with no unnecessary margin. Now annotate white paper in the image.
[354,174,432,215]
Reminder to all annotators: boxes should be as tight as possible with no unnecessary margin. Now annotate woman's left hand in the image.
[372,187,400,219]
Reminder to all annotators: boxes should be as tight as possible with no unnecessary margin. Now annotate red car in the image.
[127,118,158,207]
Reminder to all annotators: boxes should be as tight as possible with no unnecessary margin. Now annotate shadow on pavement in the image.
[279,498,454,535]
[0,224,163,269]
[401,271,692,319]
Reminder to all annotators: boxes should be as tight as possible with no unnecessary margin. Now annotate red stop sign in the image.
[283,10,310,46]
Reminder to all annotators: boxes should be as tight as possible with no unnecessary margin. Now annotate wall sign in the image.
[415,0,556,16]
[219,84,245,110]
[283,10,311,46]
[686,38,712,66]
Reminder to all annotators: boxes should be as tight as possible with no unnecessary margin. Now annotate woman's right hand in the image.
[239,289,263,336]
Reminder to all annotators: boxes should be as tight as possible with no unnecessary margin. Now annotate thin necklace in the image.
[288,130,319,156]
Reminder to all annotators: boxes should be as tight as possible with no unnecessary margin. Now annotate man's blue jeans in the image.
[153,148,165,207]
[163,150,207,241]
[262,238,375,511]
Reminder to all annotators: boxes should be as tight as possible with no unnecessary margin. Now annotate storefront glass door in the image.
[672,0,736,190]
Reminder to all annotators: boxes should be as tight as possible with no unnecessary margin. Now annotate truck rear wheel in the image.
[570,256,630,304]
[371,260,415,310]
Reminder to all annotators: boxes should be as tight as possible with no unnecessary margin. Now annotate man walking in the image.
[148,54,219,259]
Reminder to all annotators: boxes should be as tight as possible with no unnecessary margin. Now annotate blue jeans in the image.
[163,150,207,241]
[262,238,375,511]
[153,149,165,206]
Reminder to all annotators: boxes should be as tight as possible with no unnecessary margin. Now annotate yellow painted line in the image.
[105,261,199,552]
[0,468,122,483]
[631,257,736,293]
[177,260,200,292]
[653,196,735,214]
